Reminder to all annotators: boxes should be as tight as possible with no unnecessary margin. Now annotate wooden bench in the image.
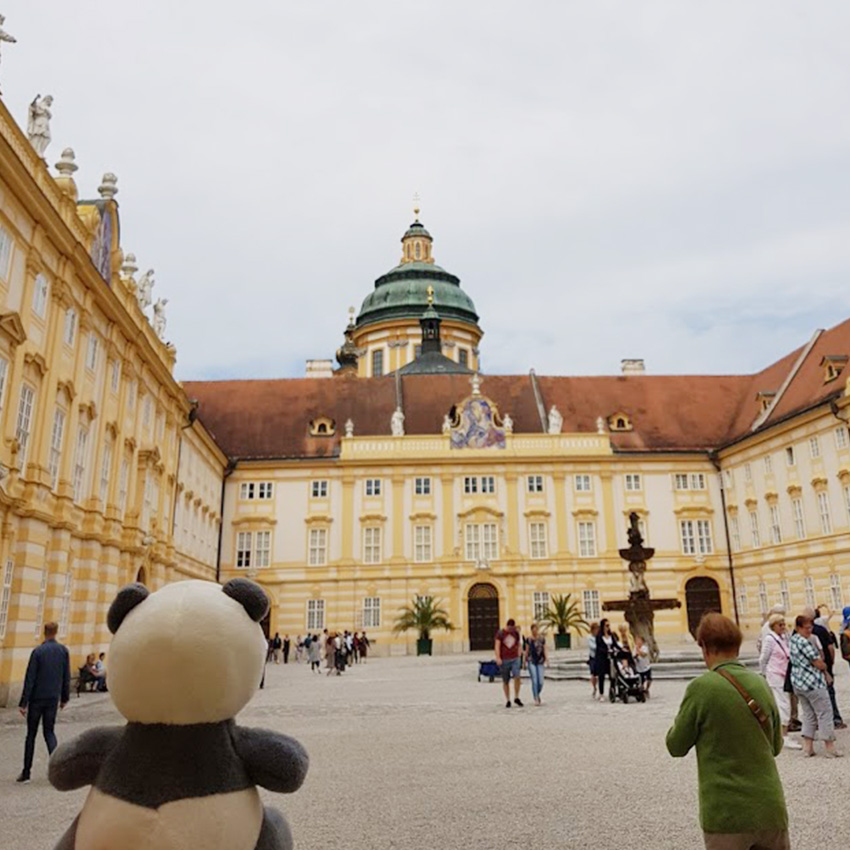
[75,666,98,696]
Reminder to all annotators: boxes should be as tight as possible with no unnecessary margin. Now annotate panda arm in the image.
[49,726,124,791]
[232,726,309,793]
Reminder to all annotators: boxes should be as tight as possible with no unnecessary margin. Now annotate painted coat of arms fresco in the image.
[450,396,506,449]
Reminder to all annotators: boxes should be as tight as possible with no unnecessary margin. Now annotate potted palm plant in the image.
[393,595,454,656]
[539,593,589,649]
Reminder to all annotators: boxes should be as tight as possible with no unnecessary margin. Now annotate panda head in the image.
[106,578,269,725]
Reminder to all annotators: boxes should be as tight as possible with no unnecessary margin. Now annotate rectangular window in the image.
[307,599,325,631]
[117,458,129,516]
[763,455,773,475]
[371,349,384,377]
[464,523,480,560]
[15,384,36,469]
[0,560,13,639]
[723,469,734,489]
[582,589,600,620]
[691,473,706,490]
[809,436,821,459]
[34,569,48,637]
[817,491,832,534]
[63,308,77,346]
[308,528,327,566]
[111,359,121,394]
[0,226,12,279]
[786,446,795,467]
[680,520,712,554]
[458,348,469,368]
[804,576,816,609]
[481,476,495,494]
[32,274,49,318]
[845,486,850,524]
[680,520,696,555]
[142,396,152,430]
[749,510,761,547]
[792,498,806,539]
[414,525,432,562]
[363,596,381,628]
[59,572,72,638]
[578,521,596,557]
[86,333,98,371]
[830,573,843,610]
[240,482,255,500]
[482,523,498,559]
[674,473,689,490]
[769,504,782,545]
[624,473,642,491]
[527,475,544,493]
[414,477,431,496]
[729,515,740,552]
[72,426,89,503]
[254,531,271,567]
[257,482,273,500]
[99,437,113,504]
[758,581,768,615]
[737,585,749,616]
[311,480,328,499]
[365,478,382,497]
[48,407,66,491]
[127,380,136,413]
[363,527,382,563]
[0,357,7,419]
[835,426,848,451]
[464,476,478,494]
[529,522,547,559]
[236,531,252,568]
[575,474,592,492]
[465,523,498,561]
[532,591,550,622]
[744,463,752,483]
[779,579,790,611]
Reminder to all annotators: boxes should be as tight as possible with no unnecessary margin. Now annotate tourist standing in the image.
[283,634,291,664]
[17,622,71,783]
[758,614,801,750]
[272,632,282,664]
[587,622,599,699]
[789,614,841,757]
[360,631,370,662]
[309,634,322,671]
[666,613,789,849]
[594,619,620,701]
[524,623,547,706]
[325,632,336,675]
[495,618,523,708]
[352,632,361,663]
[813,611,845,729]
[634,635,652,699]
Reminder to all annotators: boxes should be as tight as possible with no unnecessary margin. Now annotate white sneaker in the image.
[783,737,803,750]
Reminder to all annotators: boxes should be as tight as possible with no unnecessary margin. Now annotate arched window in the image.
[414,241,421,260]
[617,418,626,429]
[317,423,327,434]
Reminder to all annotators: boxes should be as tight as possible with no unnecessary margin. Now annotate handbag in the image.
[783,660,794,694]
[715,667,772,741]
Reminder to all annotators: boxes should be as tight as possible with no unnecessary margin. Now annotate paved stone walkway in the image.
[1,655,847,849]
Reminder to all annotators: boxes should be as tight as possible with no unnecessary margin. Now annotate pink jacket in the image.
[759,631,790,688]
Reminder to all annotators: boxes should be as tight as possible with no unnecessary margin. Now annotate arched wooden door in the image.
[685,577,722,637]
[468,583,499,651]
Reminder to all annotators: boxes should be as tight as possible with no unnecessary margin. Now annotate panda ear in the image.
[222,578,269,623]
[107,583,150,634]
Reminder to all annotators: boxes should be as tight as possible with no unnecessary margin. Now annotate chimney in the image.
[621,359,645,375]
[305,359,334,378]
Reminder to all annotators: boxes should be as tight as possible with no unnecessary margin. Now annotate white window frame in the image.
[48,406,66,491]
[817,491,832,534]
[58,572,72,637]
[72,424,89,504]
[582,589,600,621]
[15,384,36,469]
[758,581,768,615]
[835,426,848,451]
[0,226,12,280]
[413,524,432,563]
[236,531,252,569]
[830,573,843,611]
[363,527,382,564]
[34,569,48,637]
[257,482,274,500]
[117,457,129,515]
[85,333,98,372]
[127,380,136,413]
[763,455,773,475]
[691,473,706,490]
[769,504,782,545]
[809,436,821,459]
[527,475,544,494]
[110,358,120,393]
[779,579,790,611]
[464,476,478,494]
[792,498,806,539]
[804,576,816,609]
[254,530,271,567]
[63,307,77,346]
[736,584,749,616]
[785,446,795,467]
[142,395,153,430]
[414,476,431,496]
[308,527,328,566]
[578,521,596,558]
[482,523,498,560]
[749,510,761,548]
[532,591,550,622]
[464,523,480,560]
[99,436,113,505]
[363,596,381,628]
[240,482,255,500]
[680,520,696,555]
[529,521,547,559]
[0,559,13,639]
[744,463,752,483]
[575,474,592,492]
[32,273,49,319]
[365,478,382,497]
[371,348,384,377]
[624,473,642,492]
[729,515,740,552]
[307,599,325,631]
[311,480,328,499]
[0,357,7,420]
[481,476,496,494]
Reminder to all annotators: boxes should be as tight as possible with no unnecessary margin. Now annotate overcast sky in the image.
[3,2,850,380]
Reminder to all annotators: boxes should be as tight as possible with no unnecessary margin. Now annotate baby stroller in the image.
[609,650,645,703]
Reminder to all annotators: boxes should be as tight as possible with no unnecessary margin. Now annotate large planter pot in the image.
[554,632,571,650]
[416,638,433,656]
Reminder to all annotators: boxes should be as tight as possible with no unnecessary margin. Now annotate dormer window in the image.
[756,391,776,412]
[608,411,633,432]
[310,416,335,437]
[821,355,848,383]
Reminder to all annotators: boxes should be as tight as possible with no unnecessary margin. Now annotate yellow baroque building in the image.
[0,100,225,705]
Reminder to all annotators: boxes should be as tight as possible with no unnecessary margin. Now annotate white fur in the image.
[108,580,266,724]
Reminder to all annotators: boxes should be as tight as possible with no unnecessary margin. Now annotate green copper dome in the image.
[356,220,479,329]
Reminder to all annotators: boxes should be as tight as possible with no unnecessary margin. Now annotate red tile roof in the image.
[183,317,850,461]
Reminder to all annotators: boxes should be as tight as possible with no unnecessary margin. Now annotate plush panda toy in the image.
[48,578,308,850]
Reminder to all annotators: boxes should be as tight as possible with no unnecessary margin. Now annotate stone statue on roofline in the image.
[442,413,452,435]
[547,404,563,434]
[152,298,168,340]
[0,15,16,91]
[344,418,354,438]
[27,94,53,157]
[596,415,606,435]
[137,269,154,310]
[502,413,513,434]
[391,407,405,437]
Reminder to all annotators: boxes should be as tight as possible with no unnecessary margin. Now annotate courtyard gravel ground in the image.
[1,654,848,849]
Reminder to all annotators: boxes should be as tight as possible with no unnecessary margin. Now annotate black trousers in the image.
[23,699,58,773]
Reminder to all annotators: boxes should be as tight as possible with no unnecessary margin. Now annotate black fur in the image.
[222,578,269,622]
[255,807,293,850]
[107,583,150,634]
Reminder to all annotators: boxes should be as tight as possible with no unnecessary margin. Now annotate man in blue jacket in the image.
[17,621,70,783]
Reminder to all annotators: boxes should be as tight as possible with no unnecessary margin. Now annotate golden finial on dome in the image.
[413,191,420,221]
[426,285,434,304]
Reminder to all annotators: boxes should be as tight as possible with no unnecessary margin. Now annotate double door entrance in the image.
[468,583,499,651]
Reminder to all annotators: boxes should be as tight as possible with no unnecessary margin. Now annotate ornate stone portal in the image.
[603,512,681,662]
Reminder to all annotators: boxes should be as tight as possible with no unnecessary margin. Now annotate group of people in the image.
[266,629,371,674]
[758,603,849,758]
[80,652,108,692]
[586,618,652,700]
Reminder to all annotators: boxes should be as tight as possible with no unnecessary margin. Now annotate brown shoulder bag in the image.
[714,667,771,741]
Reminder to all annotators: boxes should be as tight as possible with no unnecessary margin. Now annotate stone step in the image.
[545,654,760,681]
